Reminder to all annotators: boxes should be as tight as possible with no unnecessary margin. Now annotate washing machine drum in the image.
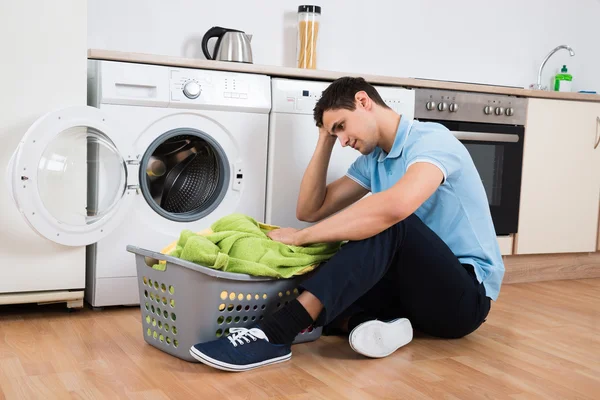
[140,130,230,222]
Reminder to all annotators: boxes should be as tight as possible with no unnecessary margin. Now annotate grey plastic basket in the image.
[126,245,322,362]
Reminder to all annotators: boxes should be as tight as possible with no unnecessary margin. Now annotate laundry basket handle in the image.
[125,245,274,282]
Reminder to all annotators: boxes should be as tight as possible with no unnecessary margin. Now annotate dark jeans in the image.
[299,214,491,339]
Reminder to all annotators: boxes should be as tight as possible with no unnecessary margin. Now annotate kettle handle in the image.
[202,26,229,60]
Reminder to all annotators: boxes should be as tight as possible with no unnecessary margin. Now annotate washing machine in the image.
[83,60,271,308]
[8,59,271,308]
[266,78,415,229]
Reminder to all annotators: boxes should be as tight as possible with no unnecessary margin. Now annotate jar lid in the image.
[298,5,321,13]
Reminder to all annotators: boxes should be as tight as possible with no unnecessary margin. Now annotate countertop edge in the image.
[87,49,600,103]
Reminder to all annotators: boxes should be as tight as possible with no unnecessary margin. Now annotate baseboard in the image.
[0,290,84,308]
[503,251,600,284]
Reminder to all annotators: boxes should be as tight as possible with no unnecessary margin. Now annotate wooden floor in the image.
[0,279,599,400]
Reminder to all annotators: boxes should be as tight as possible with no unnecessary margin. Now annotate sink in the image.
[530,45,575,91]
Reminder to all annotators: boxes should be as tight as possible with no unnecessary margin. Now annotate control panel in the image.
[415,88,527,125]
[169,67,270,112]
[271,78,415,120]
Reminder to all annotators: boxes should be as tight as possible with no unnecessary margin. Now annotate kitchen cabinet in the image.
[515,99,600,255]
[497,235,514,255]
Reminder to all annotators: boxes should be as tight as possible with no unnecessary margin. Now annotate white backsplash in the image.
[88,0,600,93]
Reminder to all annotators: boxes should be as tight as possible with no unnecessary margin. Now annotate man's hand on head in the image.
[318,126,337,147]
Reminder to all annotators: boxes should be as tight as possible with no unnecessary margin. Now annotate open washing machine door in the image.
[7,105,137,246]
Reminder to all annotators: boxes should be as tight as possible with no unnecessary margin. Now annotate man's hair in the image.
[313,76,390,127]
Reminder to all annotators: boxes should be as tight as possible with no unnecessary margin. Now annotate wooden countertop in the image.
[88,49,600,103]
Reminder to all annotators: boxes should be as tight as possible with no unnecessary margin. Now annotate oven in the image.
[414,88,528,236]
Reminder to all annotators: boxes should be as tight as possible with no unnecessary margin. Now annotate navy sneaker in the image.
[189,327,292,372]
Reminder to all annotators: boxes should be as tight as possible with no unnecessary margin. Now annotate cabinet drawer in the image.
[497,235,513,255]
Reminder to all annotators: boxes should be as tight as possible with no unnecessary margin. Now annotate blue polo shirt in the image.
[346,117,504,301]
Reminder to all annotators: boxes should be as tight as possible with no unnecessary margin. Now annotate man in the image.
[189,77,502,372]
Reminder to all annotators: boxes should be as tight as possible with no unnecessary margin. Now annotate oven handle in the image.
[450,131,520,143]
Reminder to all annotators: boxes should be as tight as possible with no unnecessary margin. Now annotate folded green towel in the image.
[161,213,341,278]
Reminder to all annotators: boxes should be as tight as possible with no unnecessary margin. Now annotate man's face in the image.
[322,102,378,155]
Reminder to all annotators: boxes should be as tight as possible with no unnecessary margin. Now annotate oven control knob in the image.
[449,103,458,112]
[437,102,447,111]
[183,81,201,99]
[505,107,514,116]
[484,105,493,115]
[426,101,436,111]
[495,106,504,116]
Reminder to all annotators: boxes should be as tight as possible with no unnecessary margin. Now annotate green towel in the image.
[160,213,341,278]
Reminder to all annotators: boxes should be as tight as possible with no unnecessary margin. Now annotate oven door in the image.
[420,119,524,235]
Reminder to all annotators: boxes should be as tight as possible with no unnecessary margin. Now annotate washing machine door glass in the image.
[9,105,135,246]
[139,128,231,222]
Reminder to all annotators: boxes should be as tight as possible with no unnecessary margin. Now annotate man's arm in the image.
[292,162,443,245]
[296,130,369,223]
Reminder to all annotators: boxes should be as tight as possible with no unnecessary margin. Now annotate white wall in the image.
[88,0,600,92]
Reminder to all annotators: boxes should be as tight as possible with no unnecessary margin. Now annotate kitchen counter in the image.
[88,49,600,102]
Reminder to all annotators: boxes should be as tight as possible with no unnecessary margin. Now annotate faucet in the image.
[531,45,575,90]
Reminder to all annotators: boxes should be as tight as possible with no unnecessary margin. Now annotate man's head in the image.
[313,76,391,155]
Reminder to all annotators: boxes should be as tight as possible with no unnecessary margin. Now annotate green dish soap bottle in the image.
[554,65,572,92]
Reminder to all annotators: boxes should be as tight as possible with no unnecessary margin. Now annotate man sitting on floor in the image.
[189,76,502,372]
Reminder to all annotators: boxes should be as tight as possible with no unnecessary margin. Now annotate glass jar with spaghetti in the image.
[296,5,321,69]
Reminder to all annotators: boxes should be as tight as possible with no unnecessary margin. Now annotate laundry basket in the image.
[126,245,322,362]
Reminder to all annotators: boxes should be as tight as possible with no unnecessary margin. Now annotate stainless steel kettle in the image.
[202,26,253,63]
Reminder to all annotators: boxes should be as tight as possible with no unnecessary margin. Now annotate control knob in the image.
[437,102,447,111]
[449,103,458,112]
[494,107,504,116]
[505,107,514,116]
[183,81,201,99]
[426,101,436,111]
[484,106,493,115]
